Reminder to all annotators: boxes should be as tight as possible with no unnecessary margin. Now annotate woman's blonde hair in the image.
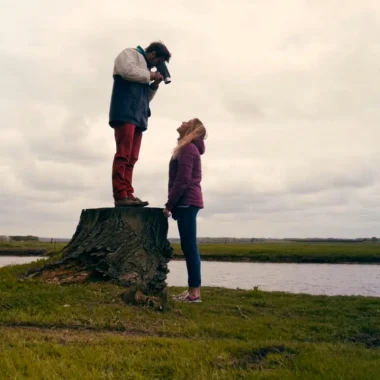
[172,118,207,159]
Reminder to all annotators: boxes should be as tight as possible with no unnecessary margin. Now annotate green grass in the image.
[1,241,380,263]
[174,242,380,263]
[0,261,380,379]
[0,241,63,256]
[1,330,379,380]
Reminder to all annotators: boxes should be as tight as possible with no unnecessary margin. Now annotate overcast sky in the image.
[1,0,379,239]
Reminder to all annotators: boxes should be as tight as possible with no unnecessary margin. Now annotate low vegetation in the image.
[1,241,380,264]
[185,242,380,263]
[0,261,379,379]
[0,241,63,256]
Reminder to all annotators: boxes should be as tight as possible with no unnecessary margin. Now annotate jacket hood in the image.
[192,139,205,155]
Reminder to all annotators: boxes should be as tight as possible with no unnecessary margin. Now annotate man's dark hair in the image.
[146,41,171,62]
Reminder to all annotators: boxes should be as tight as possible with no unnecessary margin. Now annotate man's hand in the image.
[149,72,163,91]
[163,208,171,218]
[154,72,163,84]
[150,71,164,82]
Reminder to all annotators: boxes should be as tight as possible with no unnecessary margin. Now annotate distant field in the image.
[0,241,64,256]
[1,241,379,263]
[172,242,380,263]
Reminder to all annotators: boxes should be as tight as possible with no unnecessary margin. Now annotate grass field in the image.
[0,260,379,379]
[1,240,380,264]
[183,242,380,263]
[0,241,63,256]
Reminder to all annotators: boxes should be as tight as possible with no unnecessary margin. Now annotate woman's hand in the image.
[163,208,171,218]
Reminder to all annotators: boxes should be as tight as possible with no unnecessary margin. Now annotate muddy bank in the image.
[0,248,47,257]
[172,253,380,264]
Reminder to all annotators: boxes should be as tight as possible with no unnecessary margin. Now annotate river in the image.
[1,256,380,297]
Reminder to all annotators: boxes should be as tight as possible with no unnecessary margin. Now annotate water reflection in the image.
[0,256,44,267]
[1,256,380,297]
[167,261,380,297]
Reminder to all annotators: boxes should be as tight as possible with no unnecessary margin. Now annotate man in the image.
[109,41,171,207]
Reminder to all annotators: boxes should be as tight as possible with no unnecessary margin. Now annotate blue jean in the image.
[175,206,201,288]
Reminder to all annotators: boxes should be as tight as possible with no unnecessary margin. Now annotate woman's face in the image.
[177,119,193,136]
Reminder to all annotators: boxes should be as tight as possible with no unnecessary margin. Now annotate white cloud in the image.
[1,0,380,238]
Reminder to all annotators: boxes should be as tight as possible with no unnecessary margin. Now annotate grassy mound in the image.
[0,260,379,379]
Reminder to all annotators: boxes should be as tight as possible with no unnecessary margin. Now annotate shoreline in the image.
[172,254,380,264]
[2,251,380,264]
[1,241,380,264]
[0,249,48,257]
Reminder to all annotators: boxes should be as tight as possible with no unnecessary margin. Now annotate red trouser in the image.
[112,123,143,200]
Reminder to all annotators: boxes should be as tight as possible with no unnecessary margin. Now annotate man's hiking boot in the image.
[114,196,149,207]
[131,196,149,207]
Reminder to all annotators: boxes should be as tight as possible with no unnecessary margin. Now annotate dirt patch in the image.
[0,324,158,339]
[348,333,380,348]
[219,345,297,370]
[122,289,168,312]
[0,325,152,344]
[40,267,91,285]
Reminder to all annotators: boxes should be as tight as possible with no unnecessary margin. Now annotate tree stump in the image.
[26,207,173,309]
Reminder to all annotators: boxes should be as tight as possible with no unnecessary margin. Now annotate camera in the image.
[156,61,171,84]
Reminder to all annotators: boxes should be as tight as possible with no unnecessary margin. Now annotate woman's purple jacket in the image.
[165,139,205,212]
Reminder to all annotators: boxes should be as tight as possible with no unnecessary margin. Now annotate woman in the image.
[163,118,207,303]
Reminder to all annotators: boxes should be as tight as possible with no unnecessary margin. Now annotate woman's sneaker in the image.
[172,290,189,300]
[181,295,202,303]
